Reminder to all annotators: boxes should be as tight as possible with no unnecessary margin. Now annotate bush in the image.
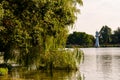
[0,68,8,76]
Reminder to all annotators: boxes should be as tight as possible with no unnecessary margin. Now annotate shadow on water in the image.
[0,68,84,80]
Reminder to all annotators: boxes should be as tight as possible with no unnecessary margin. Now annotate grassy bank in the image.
[66,45,94,48]
[66,44,120,48]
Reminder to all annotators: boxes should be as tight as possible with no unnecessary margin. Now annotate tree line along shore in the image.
[66,25,120,47]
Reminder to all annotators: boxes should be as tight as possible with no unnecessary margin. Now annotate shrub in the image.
[0,68,8,76]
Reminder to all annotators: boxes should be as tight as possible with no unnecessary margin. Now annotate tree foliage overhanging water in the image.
[0,0,83,70]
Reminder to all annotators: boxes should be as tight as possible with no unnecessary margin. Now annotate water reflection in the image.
[80,48,120,80]
[97,54,113,80]
[1,48,120,80]
[0,68,84,80]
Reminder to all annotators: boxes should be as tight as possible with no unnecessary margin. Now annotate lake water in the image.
[0,48,120,80]
[80,48,120,80]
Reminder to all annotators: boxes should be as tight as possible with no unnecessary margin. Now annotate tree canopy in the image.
[0,0,83,67]
[66,32,94,47]
[111,27,120,44]
[99,25,112,44]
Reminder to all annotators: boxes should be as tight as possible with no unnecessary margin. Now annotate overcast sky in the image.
[71,0,120,36]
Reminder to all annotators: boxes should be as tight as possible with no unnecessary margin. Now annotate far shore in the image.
[66,44,120,48]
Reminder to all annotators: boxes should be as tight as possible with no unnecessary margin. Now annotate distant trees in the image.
[67,26,120,47]
[99,25,112,44]
[66,32,95,47]
[111,27,120,44]
[99,26,120,45]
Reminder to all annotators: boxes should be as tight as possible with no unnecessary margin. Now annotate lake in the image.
[0,48,120,80]
[80,48,120,80]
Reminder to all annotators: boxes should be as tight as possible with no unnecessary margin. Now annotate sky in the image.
[71,0,120,36]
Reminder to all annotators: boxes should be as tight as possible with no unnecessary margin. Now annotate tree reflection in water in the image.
[0,68,84,80]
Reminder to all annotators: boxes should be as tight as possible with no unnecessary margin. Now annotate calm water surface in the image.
[80,48,120,80]
[0,48,120,80]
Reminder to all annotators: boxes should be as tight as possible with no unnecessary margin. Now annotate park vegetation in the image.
[66,25,120,47]
[0,68,8,75]
[0,0,83,70]
[99,25,120,47]
[66,32,95,47]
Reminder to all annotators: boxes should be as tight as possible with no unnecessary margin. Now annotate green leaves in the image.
[0,0,83,67]
[99,25,112,44]
[66,32,94,47]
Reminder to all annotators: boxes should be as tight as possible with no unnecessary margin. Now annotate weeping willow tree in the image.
[0,0,83,69]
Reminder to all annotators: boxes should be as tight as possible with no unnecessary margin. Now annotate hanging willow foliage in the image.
[0,0,83,69]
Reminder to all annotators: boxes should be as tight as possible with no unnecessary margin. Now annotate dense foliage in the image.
[99,25,120,45]
[0,0,83,69]
[0,68,8,75]
[66,32,95,47]
[99,25,112,44]
[99,25,120,46]
[111,27,120,44]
